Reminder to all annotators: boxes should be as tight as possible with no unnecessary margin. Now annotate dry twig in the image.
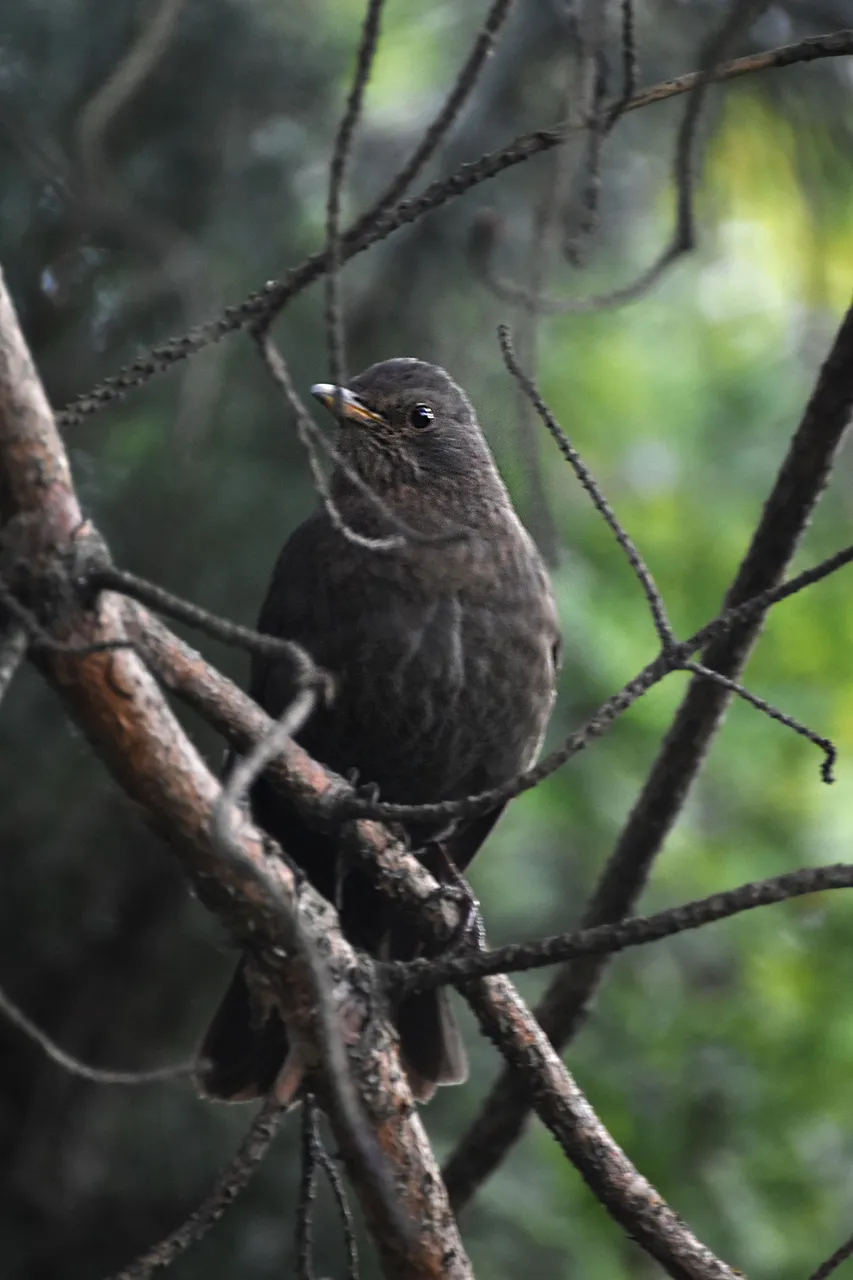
[56,30,853,427]
[0,981,196,1086]
[443,292,853,1211]
[109,1096,286,1280]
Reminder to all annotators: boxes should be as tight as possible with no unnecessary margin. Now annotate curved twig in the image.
[57,30,853,427]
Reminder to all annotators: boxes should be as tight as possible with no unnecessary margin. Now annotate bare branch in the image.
[88,564,320,670]
[56,30,853,427]
[296,1094,320,1280]
[460,978,739,1280]
[0,577,136,658]
[108,1095,286,1280]
[394,862,853,991]
[128,606,743,1278]
[808,1230,853,1280]
[324,0,386,391]
[610,0,638,122]
[0,980,196,1085]
[334,538,853,827]
[685,660,836,783]
[475,0,770,313]
[443,292,853,1211]
[75,0,187,189]
[316,1142,359,1280]
[556,0,770,309]
[295,1094,358,1280]
[211,680,394,1222]
[0,266,471,1280]
[499,322,674,645]
[368,0,514,221]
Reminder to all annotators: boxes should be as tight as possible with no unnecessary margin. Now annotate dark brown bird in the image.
[196,358,561,1104]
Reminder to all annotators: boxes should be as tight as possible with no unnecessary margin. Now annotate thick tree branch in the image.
[128,606,742,1279]
[0,267,470,1280]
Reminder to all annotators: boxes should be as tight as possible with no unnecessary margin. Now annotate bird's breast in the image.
[301,573,555,806]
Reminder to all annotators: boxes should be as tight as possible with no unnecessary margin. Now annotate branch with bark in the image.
[0,270,468,1280]
[4,10,853,1280]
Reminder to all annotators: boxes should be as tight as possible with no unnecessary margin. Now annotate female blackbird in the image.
[196,358,561,1103]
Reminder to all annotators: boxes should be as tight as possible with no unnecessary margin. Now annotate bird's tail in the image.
[194,958,293,1103]
[194,956,468,1104]
[395,985,468,1103]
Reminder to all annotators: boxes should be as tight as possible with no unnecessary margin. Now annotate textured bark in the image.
[130,605,743,1280]
[0,267,472,1280]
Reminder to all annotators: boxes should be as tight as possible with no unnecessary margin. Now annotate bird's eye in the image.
[408,403,434,429]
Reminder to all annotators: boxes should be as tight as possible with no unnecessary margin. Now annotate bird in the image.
[195,357,561,1104]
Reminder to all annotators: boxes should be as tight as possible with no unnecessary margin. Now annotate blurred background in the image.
[3,1,853,1276]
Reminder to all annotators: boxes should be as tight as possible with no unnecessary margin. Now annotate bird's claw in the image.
[425,879,487,953]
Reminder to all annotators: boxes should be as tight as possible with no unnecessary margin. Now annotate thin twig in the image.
[325,0,386,392]
[296,1094,320,1280]
[0,578,136,658]
[254,331,403,552]
[294,1098,359,1278]
[368,0,514,221]
[212,687,319,856]
[610,0,638,120]
[479,0,770,313]
[393,862,853,992]
[0,981,196,1085]
[336,541,853,826]
[443,294,853,1214]
[808,1229,853,1280]
[109,1097,285,1280]
[210,676,409,1258]
[499,323,674,645]
[316,1145,359,1280]
[88,565,319,668]
[685,661,835,783]
[56,30,853,426]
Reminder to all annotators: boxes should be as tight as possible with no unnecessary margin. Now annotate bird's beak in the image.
[311,383,386,428]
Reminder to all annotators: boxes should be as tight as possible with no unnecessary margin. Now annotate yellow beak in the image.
[311,383,386,427]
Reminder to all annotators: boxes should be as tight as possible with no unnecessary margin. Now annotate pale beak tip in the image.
[310,382,337,402]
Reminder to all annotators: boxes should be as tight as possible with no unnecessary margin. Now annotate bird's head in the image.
[311,358,502,501]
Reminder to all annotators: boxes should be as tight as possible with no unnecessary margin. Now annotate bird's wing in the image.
[248,511,341,716]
